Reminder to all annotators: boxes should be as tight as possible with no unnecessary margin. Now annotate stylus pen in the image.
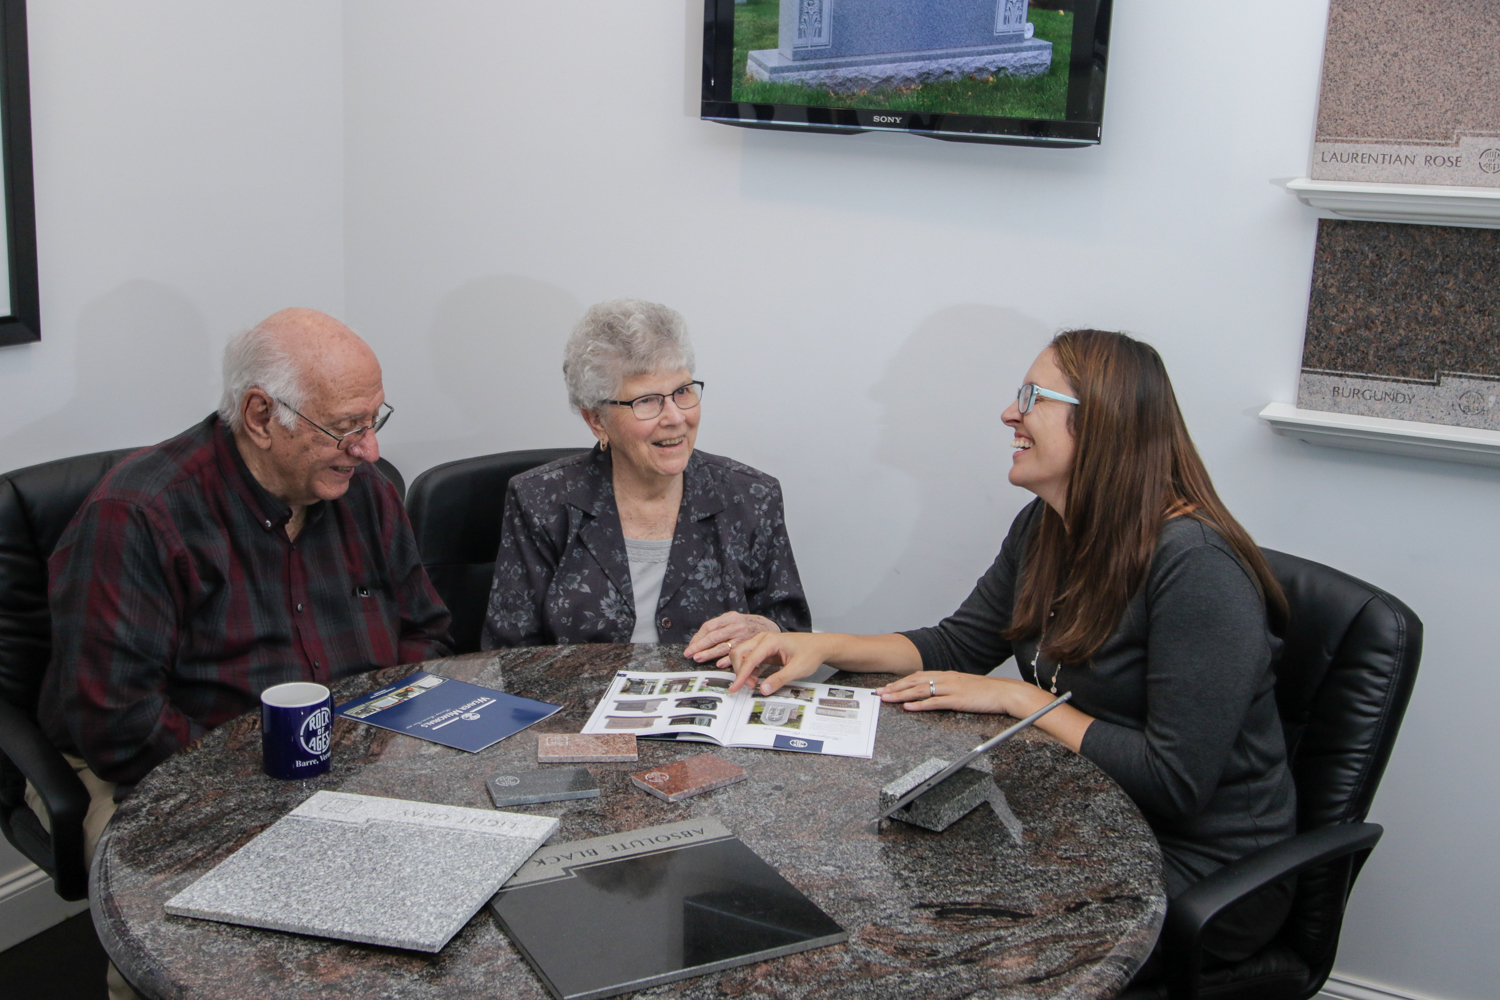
[868,691,1073,830]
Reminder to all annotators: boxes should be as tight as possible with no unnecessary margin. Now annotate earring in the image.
[600,439,609,452]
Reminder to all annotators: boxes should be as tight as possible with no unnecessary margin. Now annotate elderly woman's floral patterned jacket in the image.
[480,446,811,647]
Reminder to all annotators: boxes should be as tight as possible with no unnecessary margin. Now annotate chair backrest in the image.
[406,448,587,653]
[373,457,406,503]
[1260,547,1422,978]
[0,449,142,721]
[1261,548,1421,830]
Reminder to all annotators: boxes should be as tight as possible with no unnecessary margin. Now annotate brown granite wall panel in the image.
[1312,0,1500,185]
[1298,220,1500,428]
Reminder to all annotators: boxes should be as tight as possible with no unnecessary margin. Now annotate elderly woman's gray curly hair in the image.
[563,299,696,413]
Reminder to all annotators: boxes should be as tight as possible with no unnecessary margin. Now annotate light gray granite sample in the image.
[488,767,600,807]
[881,757,993,832]
[163,790,557,952]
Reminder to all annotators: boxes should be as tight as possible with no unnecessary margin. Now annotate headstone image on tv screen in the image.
[1311,0,1500,187]
[732,0,1070,121]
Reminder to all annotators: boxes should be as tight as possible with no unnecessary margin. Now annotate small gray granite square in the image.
[164,790,557,952]
[488,768,599,807]
[881,758,994,833]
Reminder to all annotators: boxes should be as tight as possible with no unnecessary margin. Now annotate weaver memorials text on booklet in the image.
[580,670,878,758]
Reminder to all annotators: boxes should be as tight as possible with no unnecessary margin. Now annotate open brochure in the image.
[580,671,879,759]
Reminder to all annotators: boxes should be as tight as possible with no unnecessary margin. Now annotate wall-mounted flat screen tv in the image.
[701,0,1112,147]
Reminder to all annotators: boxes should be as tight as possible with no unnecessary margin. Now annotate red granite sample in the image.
[630,753,747,803]
[538,733,638,763]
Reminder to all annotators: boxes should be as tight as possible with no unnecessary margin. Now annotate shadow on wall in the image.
[0,281,216,473]
[417,274,591,464]
[392,275,591,475]
[829,305,1051,637]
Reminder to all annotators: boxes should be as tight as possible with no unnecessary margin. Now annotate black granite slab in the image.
[91,645,1166,1000]
[1299,219,1500,429]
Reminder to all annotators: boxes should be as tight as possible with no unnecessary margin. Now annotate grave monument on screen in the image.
[747,0,1052,91]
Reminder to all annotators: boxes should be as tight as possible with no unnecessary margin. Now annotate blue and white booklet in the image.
[335,671,560,753]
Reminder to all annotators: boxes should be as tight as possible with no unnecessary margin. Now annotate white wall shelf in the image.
[1284,177,1500,229]
[1259,402,1500,467]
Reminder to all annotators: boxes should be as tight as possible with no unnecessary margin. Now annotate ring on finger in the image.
[727,639,735,650]
[928,679,937,697]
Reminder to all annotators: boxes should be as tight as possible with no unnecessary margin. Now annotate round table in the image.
[93,645,1165,999]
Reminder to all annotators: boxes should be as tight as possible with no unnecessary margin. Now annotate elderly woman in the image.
[481,299,811,658]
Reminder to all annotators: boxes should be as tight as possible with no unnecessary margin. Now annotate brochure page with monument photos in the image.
[580,671,879,759]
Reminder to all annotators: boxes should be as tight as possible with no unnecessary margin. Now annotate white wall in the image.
[0,0,344,471]
[344,4,1490,999]
[0,0,344,947]
[0,3,1491,998]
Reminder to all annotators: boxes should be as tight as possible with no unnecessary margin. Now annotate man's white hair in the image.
[217,322,309,432]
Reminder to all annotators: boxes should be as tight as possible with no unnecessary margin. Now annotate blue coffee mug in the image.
[261,682,333,780]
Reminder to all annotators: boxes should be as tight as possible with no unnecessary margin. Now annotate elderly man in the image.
[34,308,451,859]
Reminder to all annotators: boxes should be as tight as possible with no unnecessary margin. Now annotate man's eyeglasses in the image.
[276,400,393,450]
[605,381,705,421]
[1016,383,1079,414]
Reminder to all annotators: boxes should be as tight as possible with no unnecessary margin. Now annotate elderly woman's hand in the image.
[684,612,781,666]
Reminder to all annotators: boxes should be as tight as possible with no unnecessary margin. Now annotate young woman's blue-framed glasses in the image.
[1016,383,1080,414]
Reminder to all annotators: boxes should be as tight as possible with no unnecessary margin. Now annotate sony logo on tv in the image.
[872,114,903,124]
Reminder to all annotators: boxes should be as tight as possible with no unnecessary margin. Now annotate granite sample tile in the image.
[538,733,637,763]
[163,790,557,952]
[491,819,846,1000]
[881,757,994,832]
[1312,0,1500,185]
[1298,220,1500,429]
[488,768,600,807]
[631,753,747,803]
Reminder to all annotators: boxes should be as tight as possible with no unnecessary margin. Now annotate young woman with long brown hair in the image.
[728,329,1296,962]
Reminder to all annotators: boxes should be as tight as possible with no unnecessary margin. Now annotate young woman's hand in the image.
[726,631,834,694]
[877,673,1051,718]
[877,673,1095,751]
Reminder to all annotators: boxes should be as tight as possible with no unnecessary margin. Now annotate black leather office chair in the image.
[1122,548,1422,1000]
[406,448,587,654]
[0,448,405,901]
[0,448,142,900]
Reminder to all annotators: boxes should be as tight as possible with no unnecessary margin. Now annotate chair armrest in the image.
[1162,822,1383,1000]
[0,696,88,860]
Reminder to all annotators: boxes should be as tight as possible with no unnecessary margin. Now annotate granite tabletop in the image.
[91,645,1166,1000]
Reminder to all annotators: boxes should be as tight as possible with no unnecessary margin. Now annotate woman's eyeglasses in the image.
[1016,383,1079,414]
[605,381,705,420]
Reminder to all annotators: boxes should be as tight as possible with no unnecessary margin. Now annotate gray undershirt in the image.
[624,536,673,643]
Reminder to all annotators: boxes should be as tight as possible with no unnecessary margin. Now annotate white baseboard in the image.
[0,862,91,953]
[1320,973,1451,1000]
